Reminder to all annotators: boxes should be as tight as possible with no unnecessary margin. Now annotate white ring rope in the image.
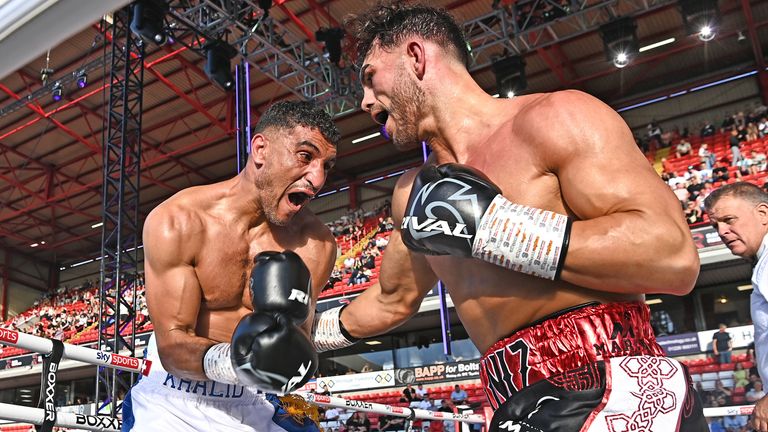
[300,392,487,424]
[0,402,121,431]
[0,327,151,431]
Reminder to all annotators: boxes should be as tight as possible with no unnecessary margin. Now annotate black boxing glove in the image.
[203,250,317,394]
[230,313,317,394]
[401,163,572,280]
[249,251,312,323]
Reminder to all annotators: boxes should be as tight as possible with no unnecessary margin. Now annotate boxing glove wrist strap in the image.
[472,195,572,280]
[203,343,240,385]
[312,305,359,352]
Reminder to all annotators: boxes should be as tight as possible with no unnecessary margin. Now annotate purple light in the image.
[77,80,87,89]
[52,94,61,102]
[380,124,390,140]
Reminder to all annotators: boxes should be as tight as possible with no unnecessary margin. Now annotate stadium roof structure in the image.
[0,0,766,271]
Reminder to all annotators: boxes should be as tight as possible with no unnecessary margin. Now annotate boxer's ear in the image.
[405,40,426,80]
[251,133,268,167]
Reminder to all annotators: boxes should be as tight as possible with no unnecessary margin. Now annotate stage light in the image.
[491,55,526,98]
[613,52,630,68]
[52,82,62,101]
[76,70,87,88]
[698,24,715,42]
[316,27,345,65]
[678,0,720,42]
[204,40,237,90]
[600,17,639,69]
[130,0,169,45]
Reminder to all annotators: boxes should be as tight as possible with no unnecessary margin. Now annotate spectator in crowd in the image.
[700,143,716,170]
[346,412,371,432]
[676,138,692,158]
[317,382,331,396]
[360,362,373,373]
[343,255,356,273]
[685,200,703,225]
[324,406,341,422]
[712,323,733,364]
[673,183,691,207]
[325,268,343,291]
[723,414,749,432]
[730,128,744,167]
[708,418,727,432]
[701,120,717,137]
[759,116,768,138]
[647,121,663,149]
[401,384,418,403]
[415,384,428,400]
[379,415,406,431]
[748,122,760,142]
[752,149,767,173]
[747,380,765,403]
[416,395,435,411]
[375,235,389,251]
[712,160,730,183]
[713,379,733,405]
[450,385,468,406]
[734,362,749,388]
[722,112,737,133]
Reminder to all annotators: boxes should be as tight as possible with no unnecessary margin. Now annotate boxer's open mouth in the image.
[288,192,312,207]
[374,110,389,125]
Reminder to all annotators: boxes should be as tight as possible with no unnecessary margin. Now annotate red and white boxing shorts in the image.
[480,302,706,432]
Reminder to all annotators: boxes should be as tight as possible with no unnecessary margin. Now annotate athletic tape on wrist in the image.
[472,195,571,280]
[312,305,358,352]
[203,343,240,385]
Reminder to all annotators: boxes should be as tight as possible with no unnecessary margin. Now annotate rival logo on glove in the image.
[283,361,313,394]
[401,216,473,239]
[288,289,309,305]
[405,178,481,244]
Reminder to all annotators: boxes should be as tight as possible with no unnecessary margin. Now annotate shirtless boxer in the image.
[123,101,339,431]
[312,3,706,431]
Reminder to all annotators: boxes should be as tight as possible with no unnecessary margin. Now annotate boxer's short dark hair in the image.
[254,100,340,146]
[704,181,768,212]
[346,1,469,68]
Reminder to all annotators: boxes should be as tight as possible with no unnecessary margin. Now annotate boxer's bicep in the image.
[534,91,698,294]
[143,207,212,379]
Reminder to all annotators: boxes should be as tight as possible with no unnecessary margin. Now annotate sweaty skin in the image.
[342,40,699,353]
[143,126,337,381]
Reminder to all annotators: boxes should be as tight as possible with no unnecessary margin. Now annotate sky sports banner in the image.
[0,332,152,373]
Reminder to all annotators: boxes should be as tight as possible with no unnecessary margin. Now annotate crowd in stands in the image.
[314,383,481,432]
[0,278,151,359]
[646,104,768,227]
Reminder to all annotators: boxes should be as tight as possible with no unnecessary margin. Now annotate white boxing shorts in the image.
[121,334,318,431]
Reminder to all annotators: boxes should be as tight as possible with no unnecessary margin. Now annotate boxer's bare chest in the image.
[193,222,309,311]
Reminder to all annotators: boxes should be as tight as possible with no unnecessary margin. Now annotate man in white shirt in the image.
[705,182,768,431]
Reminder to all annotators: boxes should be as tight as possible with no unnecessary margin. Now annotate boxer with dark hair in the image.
[313,2,705,431]
[123,101,339,431]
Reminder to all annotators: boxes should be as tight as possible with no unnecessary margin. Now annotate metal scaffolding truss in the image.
[165,0,360,117]
[465,0,678,71]
[95,5,143,415]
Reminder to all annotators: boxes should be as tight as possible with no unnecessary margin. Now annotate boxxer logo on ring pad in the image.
[402,179,480,242]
